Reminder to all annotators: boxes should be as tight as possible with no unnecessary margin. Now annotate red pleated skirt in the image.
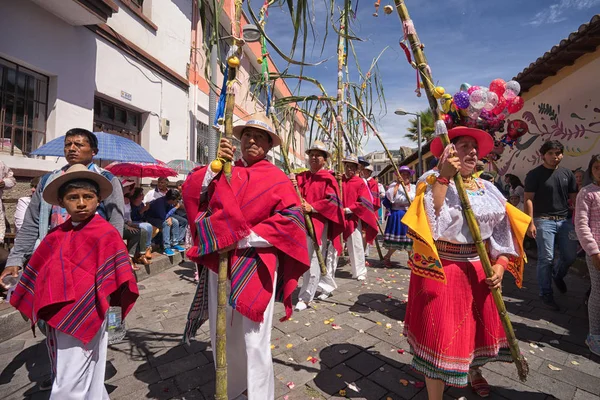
[403,257,512,387]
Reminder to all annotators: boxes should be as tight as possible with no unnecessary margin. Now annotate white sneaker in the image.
[357,275,367,281]
[295,301,307,311]
[317,292,331,301]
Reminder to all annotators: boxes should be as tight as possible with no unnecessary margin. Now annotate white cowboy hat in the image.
[43,164,113,206]
[232,114,282,147]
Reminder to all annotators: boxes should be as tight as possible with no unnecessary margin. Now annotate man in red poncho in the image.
[181,115,309,399]
[362,164,382,211]
[342,154,378,280]
[292,140,344,311]
[8,164,139,399]
[361,163,382,262]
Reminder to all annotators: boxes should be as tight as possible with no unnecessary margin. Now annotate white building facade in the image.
[0,0,306,175]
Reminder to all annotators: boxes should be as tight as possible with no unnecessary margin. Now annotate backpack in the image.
[39,169,115,220]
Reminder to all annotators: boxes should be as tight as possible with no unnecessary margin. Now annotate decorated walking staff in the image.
[335,5,348,198]
[270,113,328,276]
[212,2,244,398]
[393,0,528,381]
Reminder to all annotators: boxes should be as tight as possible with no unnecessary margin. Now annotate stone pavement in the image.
[0,250,599,400]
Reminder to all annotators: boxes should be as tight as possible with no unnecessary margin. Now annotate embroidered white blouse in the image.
[419,170,518,260]
[385,182,416,210]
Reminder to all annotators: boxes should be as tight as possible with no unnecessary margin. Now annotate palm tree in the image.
[404,109,436,143]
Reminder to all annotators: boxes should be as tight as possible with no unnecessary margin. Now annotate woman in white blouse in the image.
[382,166,416,266]
[402,127,528,399]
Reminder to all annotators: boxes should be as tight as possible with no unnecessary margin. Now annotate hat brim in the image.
[398,168,416,175]
[43,170,114,206]
[305,148,331,158]
[232,124,282,148]
[430,127,494,158]
[342,159,360,166]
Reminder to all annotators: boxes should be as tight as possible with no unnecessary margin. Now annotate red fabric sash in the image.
[367,178,381,211]
[296,169,345,254]
[10,215,139,345]
[183,159,309,322]
[343,175,378,243]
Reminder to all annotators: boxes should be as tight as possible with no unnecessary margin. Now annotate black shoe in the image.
[541,294,560,311]
[553,277,567,294]
[40,378,52,391]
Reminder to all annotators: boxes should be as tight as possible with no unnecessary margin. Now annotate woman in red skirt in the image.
[402,127,529,399]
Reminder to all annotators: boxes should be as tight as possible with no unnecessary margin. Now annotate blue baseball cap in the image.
[357,156,370,166]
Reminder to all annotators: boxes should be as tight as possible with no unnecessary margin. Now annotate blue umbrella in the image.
[31,132,156,163]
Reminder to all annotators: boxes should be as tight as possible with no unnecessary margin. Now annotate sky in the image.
[251,0,600,154]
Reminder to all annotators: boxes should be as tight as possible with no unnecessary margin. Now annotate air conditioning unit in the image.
[160,118,170,136]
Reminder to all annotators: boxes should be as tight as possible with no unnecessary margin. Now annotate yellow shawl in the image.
[401,182,531,288]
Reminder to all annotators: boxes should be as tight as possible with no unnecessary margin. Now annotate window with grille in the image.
[93,97,141,144]
[0,58,49,156]
[196,121,238,165]
[249,65,269,107]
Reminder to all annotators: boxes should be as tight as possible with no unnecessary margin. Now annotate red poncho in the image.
[367,178,381,211]
[296,169,345,254]
[343,175,378,244]
[10,215,139,345]
[183,159,310,322]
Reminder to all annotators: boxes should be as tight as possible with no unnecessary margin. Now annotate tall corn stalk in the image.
[393,0,528,381]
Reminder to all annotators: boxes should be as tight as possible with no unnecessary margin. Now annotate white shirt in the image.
[385,182,415,210]
[143,188,165,204]
[124,202,132,223]
[420,170,518,260]
[14,197,31,234]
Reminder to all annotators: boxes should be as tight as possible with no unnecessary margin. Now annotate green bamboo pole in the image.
[393,0,528,382]
[270,114,327,276]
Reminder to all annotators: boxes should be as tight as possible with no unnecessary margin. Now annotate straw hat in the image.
[232,114,281,147]
[430,127,494,158]
[342,154,360,165]
[305,140,331,158]
[363,164,374,172]
[43,164,113,206]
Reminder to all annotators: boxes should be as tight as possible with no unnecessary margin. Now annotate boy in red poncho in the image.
[291,140,345,311]
[342,154,378,280]
[182,115,309,399]
[8,164,139,400]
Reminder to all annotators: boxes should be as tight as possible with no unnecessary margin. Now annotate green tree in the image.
[404,109,436,143]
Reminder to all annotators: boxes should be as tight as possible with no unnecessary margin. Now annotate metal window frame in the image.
[0,57,49,156]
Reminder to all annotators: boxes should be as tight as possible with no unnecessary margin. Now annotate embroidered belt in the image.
[434,240,484,257]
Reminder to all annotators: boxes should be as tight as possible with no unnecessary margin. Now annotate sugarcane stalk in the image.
[270,114,327,276]
[393,0,528,382]
[336,6,348,196]
[374,220,384,260]
[214,2,245,399]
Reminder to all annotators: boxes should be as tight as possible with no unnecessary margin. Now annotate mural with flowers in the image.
[492,54,600,180]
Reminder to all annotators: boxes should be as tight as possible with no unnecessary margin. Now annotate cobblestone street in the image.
[1,250,599,400]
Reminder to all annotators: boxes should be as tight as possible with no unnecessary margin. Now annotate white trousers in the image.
[346,221,367,279]
[298,226,338,302]
[320,240,339,294]
[47,318,109,400]
[208,268,276,400]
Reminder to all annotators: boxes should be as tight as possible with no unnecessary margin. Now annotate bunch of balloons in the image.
[435,78,525,135]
